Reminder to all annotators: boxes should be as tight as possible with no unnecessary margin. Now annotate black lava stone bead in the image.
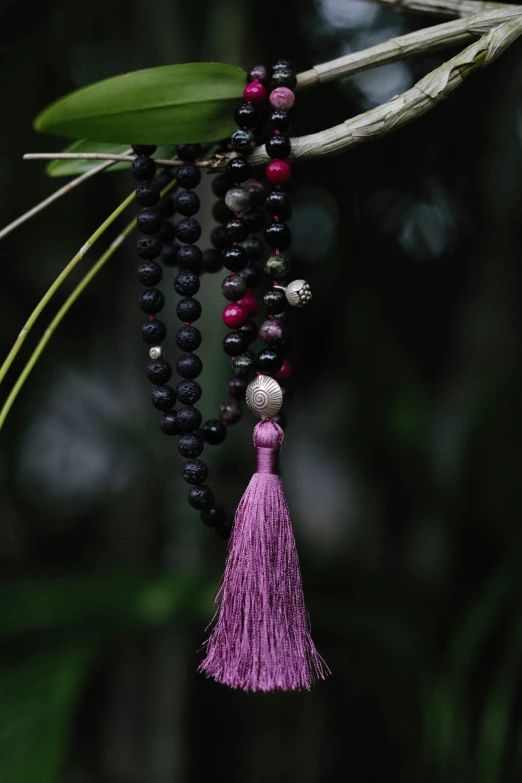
[189,485,214,510]
[178,433,204,458]
[136,235,162,259]
[228,377,248,399]
[234,103,260,129]
[265,190,292,220]
[137,208,162,235]
[141,318,167,344]
[175,405,202,432]
[177,353,202,379]
[203,419,227,445]
[176,217,201,244]
[226,157,252,183]
[201,503,227,527]
[160,244,177,267]
[139,289,165,314]
[176,143,201,162]
[175,190,200,216]
[266,134,291,159]
[223,331,248,357]
[271,67,297,90]
[232,353,256,377]
[131,157,156,181]
[238,319,258,344]
[132,144,157,156]
[257,349,283,374]
[202,248,223,273]
[265,222,291,250]
[242,236,264,262]
[269,109,291,132]
[223,246,247,272]
[176,379,202,405]
[222,274,247,301]
[231,129,255,154]
[226,217,249,243]
[159,410,179,435]
[238,264,263,288]
[176,325,201,351]
[263,287,287,314]
[136,182,160,207]
[219,399,242,424]
[174,270,200,296]
[241,209,265,233]
[176,297,201,323]
[137,261,162,286]
[146,359,172,384]
[212,199,234,224]
[158,221,175,243]
[151,385,176,410]
[176,164,201,189]
[211,173,232,198]
[211,225,233,251]
[177,244,203,273]
[247,64,270,85]
[182,459,208,485]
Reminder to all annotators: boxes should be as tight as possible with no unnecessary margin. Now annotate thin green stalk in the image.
[0,179,177,430]
[0,189,136,387]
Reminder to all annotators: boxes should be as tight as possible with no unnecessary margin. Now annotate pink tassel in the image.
[199,420,328,692]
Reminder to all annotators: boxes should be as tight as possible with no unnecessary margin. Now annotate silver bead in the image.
[276,279,312,308]
[224,187,250,213]
[246,375,283,420]
[149,346,163,360]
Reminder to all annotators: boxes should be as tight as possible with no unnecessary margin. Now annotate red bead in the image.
[243,81,267,103]
[237,291,259,315]
[222,303,248,328]
[273,359,292,380]
[266,159,292,184]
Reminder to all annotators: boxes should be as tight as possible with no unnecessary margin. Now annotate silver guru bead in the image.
[246,375,283,420]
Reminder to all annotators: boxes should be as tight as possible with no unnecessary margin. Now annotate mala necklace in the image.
[132,59,327,691]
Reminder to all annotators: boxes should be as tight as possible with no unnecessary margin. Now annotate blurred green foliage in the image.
[1,0,522,781]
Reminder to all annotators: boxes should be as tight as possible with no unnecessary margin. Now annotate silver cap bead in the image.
[276,279,312,307]
[246,375,283,420]
[149,346,163,360]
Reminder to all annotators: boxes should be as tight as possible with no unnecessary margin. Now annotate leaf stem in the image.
[0,178,178,430]
[0,189,136,388]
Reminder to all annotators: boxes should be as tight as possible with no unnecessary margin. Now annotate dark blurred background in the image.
[2,0,522,780]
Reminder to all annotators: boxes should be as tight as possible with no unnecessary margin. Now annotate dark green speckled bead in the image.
[231,353,256,378]
[265,253,291,279]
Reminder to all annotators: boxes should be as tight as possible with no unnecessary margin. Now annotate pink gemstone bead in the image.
[243,80,267,103]
[269,87,295,110]
[237,291,260,315]
[266,159,292,184]
[273,359,292,380]
[222,303,248,329]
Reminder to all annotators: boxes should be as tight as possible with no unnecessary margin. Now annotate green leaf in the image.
[0,644,98,783]
[34,62,246,145]
[45,140,176,177]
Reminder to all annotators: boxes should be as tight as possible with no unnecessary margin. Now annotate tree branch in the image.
[296,7,522,88]
[222,15,522,167]
[363,0,511,19]
[23,153,198,168]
